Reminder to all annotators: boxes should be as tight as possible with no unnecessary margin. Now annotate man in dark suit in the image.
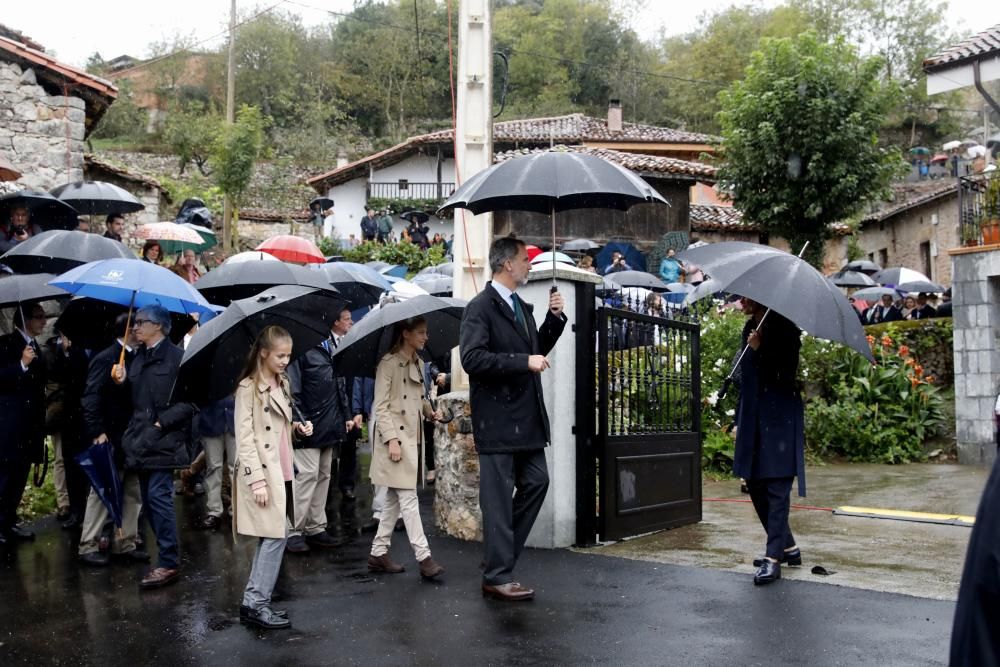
[866,294,902,324]
[0,303,48,545]
[909,293,937,320]
[460,236,566,601]
[733,297,805,586]
[103,214,124,242]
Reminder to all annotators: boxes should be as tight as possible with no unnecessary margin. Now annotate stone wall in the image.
[236,219,321,251]
[950,247,1000,465]
[0,60,86,189]
[432,391,482,542]
[857,196,960,285]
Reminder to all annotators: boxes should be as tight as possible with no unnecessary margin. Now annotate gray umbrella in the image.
[897,280,945,293]
[842,259,881,274]
[0,229,136,275]
[416,262,454,278]
[603,270,668,291]
[561,239,601,252]
[0,272,66,308]
[411,274,453,296]
[194,260,344,307]
[678,241,872,361]
[50,181,144,216]
[829,270,877,288]
[851,286,902,301]
[331,295,466,378]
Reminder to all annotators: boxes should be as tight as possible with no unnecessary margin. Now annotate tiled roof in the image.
[240,208,312,223]
[859,180,958,224]
[691,204,852,236]
[494,145,717,180]
[923,24,1000,72]
[84,154,169,196]
[307,113,719,191]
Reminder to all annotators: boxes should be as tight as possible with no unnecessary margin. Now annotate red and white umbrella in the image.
[256,235,325,264]
[135,221,205,244]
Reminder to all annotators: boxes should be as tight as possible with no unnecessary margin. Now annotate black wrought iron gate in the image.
[575,293,702,544]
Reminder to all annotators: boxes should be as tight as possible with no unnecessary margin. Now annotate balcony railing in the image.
[959,170,1000,247]
[366,181,456,201]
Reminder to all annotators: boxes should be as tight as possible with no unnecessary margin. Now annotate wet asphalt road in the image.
[0,490,955,666]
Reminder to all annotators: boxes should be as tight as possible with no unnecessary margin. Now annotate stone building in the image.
[237,208,314,250]
[0,27,116,190]
[83,154,172,239]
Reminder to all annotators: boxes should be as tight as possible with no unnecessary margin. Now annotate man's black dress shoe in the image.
[198,515,221,530]
[753,559,781,585]
[241,606,290,629]
[753,548,801,567]
[240,604,287,620]
[8,525,35,540]
[113,549,151,564]
[79,552,111,567]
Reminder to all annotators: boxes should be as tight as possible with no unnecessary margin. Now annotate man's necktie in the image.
[512,296,529,336]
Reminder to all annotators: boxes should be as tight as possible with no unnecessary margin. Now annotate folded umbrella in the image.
[0,190,80,231]
[331,295,466,378]
[75,441,124,528]
[194,260,341,307]
[829,270,877,288]
[0,229,136,275]
[678,241,873,362]
[55,297,195,349]
[51,181,144,216]
[257,235,325,264]
[312,261,391,309]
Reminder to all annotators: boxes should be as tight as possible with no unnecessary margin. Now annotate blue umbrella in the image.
[75,441,123,528]
[48,258,217,319]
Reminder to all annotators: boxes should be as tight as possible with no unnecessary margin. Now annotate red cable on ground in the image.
[704,498,835,512]
[446,0,478,294]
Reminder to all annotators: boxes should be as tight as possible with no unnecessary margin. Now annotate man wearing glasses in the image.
[113,305,197,588]
[0,304,48,546]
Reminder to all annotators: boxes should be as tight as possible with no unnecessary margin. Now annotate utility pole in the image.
[450,0,494,389]
[223,0,237,250]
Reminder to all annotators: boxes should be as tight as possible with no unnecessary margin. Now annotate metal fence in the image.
[959,170,1000,246]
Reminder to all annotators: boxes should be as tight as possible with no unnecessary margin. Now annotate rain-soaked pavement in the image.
[0,476,957,666]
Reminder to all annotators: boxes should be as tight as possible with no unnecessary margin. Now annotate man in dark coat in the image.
[360,208,378,242]
[733,297,805,586]
[286,306,354,552]
[866,294,902,324]
[0,303,48,546]
[77,314,146,566]
[909,293,937,319]
[103,214,124,242]
[460,236,566,601]
[950,456,1000,666]
[116,305,196,588]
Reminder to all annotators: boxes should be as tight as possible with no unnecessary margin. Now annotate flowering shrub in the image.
[319,239,447,273]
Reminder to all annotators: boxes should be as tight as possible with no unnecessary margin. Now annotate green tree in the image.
[164,101,222,176]
[211,105,268,211]
[716,33,903,268]
[91,80,147,140]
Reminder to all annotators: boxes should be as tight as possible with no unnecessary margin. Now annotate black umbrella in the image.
[603,270,668,291]
[842,259,881,274]
[174,198,213,228]
[0,273,67,308]
[411,274,453,296]
[194,260,344,307]
[0,190,80,230]
[75,442,123,529]
[678,241,872,361]
[561,239,600,252]
[0,229,136,275]
[829,270,877,288]
[331,295,466,378]
[312,262,391,309]
[54,297,195,349]
[310,196,334,211]
[50,181,144,216]
[438,150,668,281]
[416,262,454,278]
[400,210,430,224]
[173,286,345,405]
[897,280,946,293]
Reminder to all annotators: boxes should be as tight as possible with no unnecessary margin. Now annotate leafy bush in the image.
[339,240,447,273]
[366,197,452,218]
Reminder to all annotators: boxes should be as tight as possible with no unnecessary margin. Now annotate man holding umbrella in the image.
[0,303,48,545]
[460,237,566,601]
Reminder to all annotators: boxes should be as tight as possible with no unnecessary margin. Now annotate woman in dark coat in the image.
[733,297,805,586]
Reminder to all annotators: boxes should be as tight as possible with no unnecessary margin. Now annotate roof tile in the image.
[923,24,1000,71]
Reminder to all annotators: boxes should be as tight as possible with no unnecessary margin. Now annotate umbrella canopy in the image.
[400,210,430,223]
[841,259,882,274]
[0,229,136,275]
[75,442,123,528]
[223,251,281,265]
[257,235,324,264]
[930,153,949,163]
[194,260,343,307]
[49,258,217,319]
[665,282,695,293]
[897,280,946,293]
[411,274,453,296]
[851,286,902,301]
[524,244,542,261]
[54,296,195,349]
[312,262,390,309]
[366,261,407,278]
[678,241,873,361]
[594,242,647,273]
[0,190,80,231]
[174,286,345,405]
[530,251,575,265]
[174,198,213,227]
[942,140,962,151]
[415,262,454,278]
[603,270,668,291]
[873,267,931,287]
[0,272,66,308]
[135,221,204,246]
[829,270,877,288]
[50,181,144,216]
[310,196,334,211]
[909,147,931,156]
[158,223,217,255]
[389,280,430,300]
[0,155,22,182]
[331,295,466,378]
[560,239,600,252]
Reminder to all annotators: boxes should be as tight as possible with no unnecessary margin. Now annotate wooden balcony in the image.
[366,181,456,201]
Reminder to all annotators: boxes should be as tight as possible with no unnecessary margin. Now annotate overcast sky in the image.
[4,0,1000,68]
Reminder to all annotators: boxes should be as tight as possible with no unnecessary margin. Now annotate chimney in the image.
[336,148,349,168]
[608,99,622,133]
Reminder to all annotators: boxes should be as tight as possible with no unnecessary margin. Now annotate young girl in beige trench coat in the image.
[232,326,312,629]
[367,316,446,579]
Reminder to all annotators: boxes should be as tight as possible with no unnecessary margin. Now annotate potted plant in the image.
[983,176,1000,245]
[964,216,982,247]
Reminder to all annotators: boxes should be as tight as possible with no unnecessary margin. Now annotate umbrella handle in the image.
[116,291,137,371]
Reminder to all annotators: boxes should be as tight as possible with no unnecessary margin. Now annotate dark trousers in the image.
[479,449,549,586]
[0,456,32,532]
[747,477,796,560]
[338,430,359,492]
[423,421,436,471]
[138,470,179,569]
